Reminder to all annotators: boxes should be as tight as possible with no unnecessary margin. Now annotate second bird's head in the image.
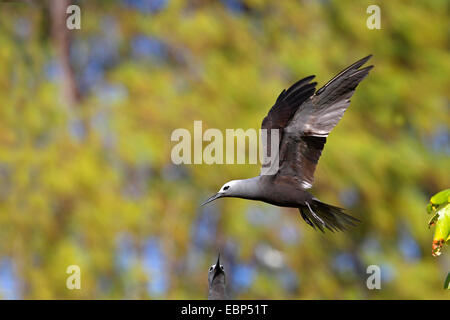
[208,254,226,286]
[201,180,241,206]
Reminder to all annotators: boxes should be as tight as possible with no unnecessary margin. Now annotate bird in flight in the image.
[202,56,374,232]
[207,254,228,300]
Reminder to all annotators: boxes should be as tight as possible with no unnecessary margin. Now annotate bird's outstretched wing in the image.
[280,55,373,188]
[261,55,373,188]
[260,76,317,174]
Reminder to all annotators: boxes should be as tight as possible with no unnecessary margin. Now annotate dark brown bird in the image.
[202,56,374,232]
[207,254,228,300]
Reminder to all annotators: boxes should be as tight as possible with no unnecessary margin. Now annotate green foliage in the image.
[427,189,450,214]
[0,0,449,299]
[428,189,450,257]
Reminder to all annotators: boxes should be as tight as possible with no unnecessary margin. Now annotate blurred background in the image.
[0,0,448,299]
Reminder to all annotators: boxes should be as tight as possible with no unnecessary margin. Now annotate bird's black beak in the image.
[212,253,224,280]
[201,193,222,206]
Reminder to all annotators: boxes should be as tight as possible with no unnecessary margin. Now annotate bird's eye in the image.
[220,265,224,270]
[209,266,214,272]
[223,186,229,191]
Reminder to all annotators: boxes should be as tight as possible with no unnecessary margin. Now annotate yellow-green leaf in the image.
[431,204,450,257]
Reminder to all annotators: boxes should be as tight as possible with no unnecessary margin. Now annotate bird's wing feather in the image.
[260,76,316,174]
[276,55,373,188]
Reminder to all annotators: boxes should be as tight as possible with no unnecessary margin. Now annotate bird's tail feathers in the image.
[299,200,360,232]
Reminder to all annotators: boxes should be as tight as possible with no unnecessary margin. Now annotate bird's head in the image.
[208,254,226,286]
[201,180,241,206]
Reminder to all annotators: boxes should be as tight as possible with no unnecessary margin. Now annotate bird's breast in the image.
[259,176,312,207]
